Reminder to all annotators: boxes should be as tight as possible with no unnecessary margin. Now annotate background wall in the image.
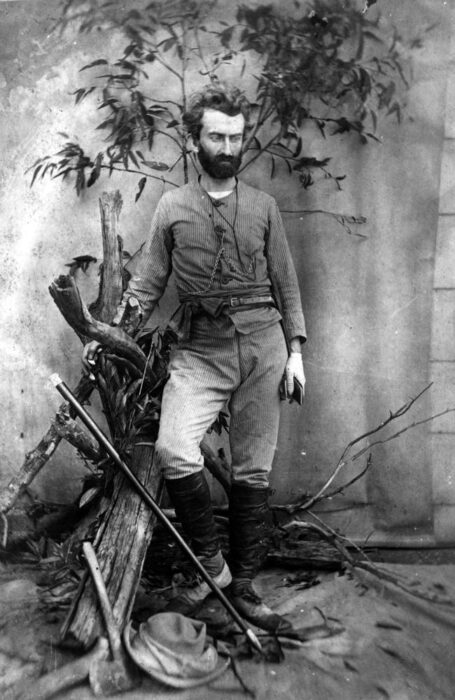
[429,17,455,544]
[0,0,453,543]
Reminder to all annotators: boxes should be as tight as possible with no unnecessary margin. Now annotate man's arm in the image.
[289,337,303,354]
[265,199,306,401]
[265,198,306,345]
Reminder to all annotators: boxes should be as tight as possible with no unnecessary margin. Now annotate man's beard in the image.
[197,144,242,179]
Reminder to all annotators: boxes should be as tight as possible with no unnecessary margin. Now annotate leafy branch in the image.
[28,0,426,222]
[27,142,179,197]
[281,209,367,237]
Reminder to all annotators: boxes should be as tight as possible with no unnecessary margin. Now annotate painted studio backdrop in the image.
[1,0,454,545]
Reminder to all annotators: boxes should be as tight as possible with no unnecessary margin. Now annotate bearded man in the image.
[83,83,306,632]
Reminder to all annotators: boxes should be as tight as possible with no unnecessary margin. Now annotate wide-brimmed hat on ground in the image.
[123,612,230,688]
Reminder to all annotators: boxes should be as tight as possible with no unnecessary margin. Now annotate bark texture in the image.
[62,443,162,647]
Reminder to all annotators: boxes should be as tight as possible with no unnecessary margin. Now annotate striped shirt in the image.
[116,179,306,343]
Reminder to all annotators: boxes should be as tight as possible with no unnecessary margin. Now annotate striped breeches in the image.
[154,319,288,487]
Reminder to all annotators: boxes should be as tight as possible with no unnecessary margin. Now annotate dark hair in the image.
[182,82,251,141]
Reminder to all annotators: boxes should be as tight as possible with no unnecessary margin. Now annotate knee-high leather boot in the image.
[164,471,231,615]
[228,483,290,632]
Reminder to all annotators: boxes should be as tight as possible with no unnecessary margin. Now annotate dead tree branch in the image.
[54,407,102,462]
[49,275,148,375]
[0,375,93,516]
[277,384,455,514]
[0,193,129,518]
[303,512,455,608]
[92,191,125,322]
[322,454,373,500]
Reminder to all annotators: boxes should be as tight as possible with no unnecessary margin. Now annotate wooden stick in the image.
[83,542,123,660]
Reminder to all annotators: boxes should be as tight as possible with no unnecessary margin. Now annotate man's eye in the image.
[209,134,242,144]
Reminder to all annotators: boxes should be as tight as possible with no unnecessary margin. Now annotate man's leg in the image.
[164,472,231,614]
[227,323,290,631]
[155,331,238,614]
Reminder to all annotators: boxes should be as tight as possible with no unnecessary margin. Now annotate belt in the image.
[170,293,276,341]
[229,294,275,309]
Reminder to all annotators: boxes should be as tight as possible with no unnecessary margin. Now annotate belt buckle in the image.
[230,296,240,307]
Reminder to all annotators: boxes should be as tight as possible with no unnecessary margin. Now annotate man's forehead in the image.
[201,109,245,134]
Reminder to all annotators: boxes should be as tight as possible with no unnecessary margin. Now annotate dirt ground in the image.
[2,551,455,700]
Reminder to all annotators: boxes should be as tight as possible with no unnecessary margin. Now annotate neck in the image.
[200,172,236,193]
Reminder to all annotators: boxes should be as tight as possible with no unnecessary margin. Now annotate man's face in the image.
[196,109,245,179]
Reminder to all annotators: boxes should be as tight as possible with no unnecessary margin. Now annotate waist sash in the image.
[169,288,275,341]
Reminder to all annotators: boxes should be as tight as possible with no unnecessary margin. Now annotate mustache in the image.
[215,154,235,162]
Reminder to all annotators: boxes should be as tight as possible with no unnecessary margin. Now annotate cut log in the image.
[62,443,162,648]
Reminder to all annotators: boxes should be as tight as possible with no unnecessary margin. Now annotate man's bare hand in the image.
[285,351,306,401]
[82,326,132,375]
[82,340,102,375]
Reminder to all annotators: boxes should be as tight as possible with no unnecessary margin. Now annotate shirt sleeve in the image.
[266,197,307,344]
[113,195,173,328]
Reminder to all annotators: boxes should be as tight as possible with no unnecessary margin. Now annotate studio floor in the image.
[2,553,455,700]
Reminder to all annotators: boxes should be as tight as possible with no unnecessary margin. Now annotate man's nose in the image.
[221,137,233,155]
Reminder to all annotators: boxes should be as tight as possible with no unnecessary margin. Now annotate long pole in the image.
[50,374,262,654]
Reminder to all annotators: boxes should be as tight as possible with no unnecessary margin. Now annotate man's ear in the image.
[189,135,199,153]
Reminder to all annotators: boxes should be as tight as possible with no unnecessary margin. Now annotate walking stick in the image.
[50,374,263,654]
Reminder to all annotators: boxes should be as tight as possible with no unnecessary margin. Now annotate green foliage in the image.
[29,0,425,203]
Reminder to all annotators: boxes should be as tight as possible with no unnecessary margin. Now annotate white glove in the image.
[285,351,306,401]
